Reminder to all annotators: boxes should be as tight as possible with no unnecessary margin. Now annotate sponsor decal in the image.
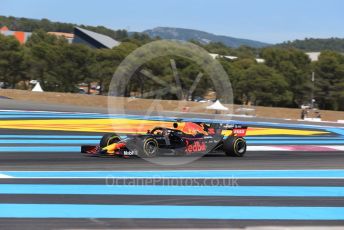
[185,140,206,153]
[123,150,137,155]
[233,128,247,137]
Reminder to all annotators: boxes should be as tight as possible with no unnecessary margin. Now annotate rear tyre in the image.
[100,133,120,148]
[223,136,247,157]
[139,138,159,158]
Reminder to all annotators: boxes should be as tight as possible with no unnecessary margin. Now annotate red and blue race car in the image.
[81,121,247,158]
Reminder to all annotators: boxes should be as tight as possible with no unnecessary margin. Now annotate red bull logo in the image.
[185,141,206,153]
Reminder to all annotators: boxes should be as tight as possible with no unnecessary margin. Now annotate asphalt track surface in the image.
[2,149,344,171]
[0,126,343,170]
[1,99,344,229]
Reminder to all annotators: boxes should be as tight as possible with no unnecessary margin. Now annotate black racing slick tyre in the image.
[99,133,120,148]
[139,138,159,158]
[223,136,247,157]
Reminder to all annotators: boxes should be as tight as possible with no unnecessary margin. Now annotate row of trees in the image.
[208,43,344,110]
[0,30,140,92]
[279,38,344,52]
[0,16,129,41]
[0,30,343,110]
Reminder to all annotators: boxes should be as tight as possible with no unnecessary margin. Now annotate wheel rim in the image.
[145,140,158,156]
[235,139,246,154]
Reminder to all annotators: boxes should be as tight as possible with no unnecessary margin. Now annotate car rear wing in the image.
[221,124,248,137]
[231,124,248,137]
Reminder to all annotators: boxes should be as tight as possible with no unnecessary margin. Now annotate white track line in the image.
[0,173,13,178]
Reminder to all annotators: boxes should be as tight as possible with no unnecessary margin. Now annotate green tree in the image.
[26,30,95,93]
[314,51,344,110]
[89,42,139,95]
[261,47,311,107]
[0,34,26,88]
[238,64,292,106]
[55,43,94,92]
[25,30,67,91]
[220,59,245,104]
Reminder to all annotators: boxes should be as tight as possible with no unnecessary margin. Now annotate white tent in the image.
[206,100,228,111]
[32,82,43,92]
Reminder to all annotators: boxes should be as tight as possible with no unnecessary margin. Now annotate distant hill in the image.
[142,27,270,48]
[277,38,344,52]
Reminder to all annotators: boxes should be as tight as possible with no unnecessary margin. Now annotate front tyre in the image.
[100,133,120,148]
[223,137,247,157]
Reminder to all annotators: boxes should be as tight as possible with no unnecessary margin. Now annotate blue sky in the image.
[1,0,343,43]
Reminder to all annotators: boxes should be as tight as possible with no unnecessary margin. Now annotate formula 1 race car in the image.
[81,121,247,158]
